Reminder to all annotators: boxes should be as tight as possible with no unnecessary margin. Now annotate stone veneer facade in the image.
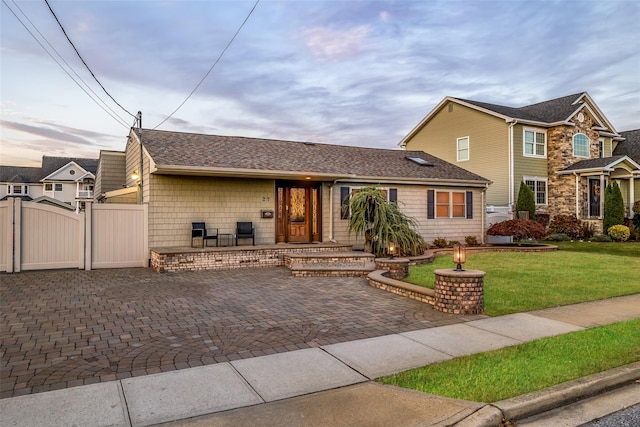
[546,110,600,218]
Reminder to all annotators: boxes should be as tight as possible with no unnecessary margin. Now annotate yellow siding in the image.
[513,124,548,194]
[404,102,510,207]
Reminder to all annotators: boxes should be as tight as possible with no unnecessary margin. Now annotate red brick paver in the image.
[0,267,484,398]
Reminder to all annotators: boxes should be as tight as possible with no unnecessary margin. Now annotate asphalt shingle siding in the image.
[139,129,490,183]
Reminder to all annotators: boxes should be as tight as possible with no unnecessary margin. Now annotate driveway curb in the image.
[453,362,640,426]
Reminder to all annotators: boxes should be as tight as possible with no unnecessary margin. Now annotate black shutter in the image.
[340,187,349,220]
[389,188,397,203]
[466,191,473,219]
[427,190,435,219]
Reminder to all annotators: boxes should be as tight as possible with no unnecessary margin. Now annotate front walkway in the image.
[0,267,485,399]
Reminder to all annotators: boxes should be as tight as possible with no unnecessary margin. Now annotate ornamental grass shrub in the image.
[608,225,630,242]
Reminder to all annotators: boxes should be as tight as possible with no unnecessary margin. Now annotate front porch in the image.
[150,242,353,273]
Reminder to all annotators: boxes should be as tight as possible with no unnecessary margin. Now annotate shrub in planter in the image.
[548,214,583,239]
[487,219,548,245]
[433,237,448,248]
[608,225,630,242]
[465,236,479,246]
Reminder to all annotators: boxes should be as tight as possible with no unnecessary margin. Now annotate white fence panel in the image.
[91,204,148,268]
[0,200,10,272]
[20,202,83,271]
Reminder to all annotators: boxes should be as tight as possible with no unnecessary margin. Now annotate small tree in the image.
[486,219,548,245]
[603,182,624,234]
[515,181,536,220]
[347,186,425,256]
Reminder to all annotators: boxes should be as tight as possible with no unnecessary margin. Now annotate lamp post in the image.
[453,244,466,271]
[386,241,396,258]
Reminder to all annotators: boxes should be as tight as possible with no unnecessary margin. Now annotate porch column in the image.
[630,177,635,217]
[575,173,580,218]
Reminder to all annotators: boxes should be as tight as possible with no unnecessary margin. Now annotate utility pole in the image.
[137,111,143,204]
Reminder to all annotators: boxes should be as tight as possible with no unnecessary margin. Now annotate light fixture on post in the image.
[452,243,466,271]
[386,240,396,258]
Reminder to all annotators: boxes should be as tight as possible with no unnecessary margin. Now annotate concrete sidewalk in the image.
[1,294,639,427]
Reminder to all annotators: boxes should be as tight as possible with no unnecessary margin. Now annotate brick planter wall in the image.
[434,269,485,315]
[375,258,409,280]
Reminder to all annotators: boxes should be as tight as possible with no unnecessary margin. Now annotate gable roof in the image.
[41,156,98,178]
[614,129,640,163]
[135,129,490,186]
[400,92,619,147]
[558,155,640,174]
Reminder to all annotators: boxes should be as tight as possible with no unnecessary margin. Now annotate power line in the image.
[1,0,130,128]
[44,0,136,119]
[153,0,260,129]
[9,0,130,127]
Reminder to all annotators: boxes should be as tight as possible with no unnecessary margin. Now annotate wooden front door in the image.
[276,182,321,243]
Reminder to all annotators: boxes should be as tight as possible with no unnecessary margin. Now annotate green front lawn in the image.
[378,319,640,403]
[405,242,640,316]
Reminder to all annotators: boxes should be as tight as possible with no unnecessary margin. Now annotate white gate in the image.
[0,199,148,272]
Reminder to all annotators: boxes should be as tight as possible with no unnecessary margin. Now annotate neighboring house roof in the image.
[0,195,33,201]
[558,155,640,174]
[30,196,75,211]
[614,129,640,163]
[400,92,619,147]
[41,156,98,178]
[136,129,490,185]
[0,166,42,183]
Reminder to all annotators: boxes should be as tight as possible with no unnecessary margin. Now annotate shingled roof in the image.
[41,156,98,178]
[139,129,490,185]
[0,166,42,183]
[614,129,640,163]
[454,92,587,123]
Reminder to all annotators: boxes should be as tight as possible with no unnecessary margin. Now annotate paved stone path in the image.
[0,267,484,398]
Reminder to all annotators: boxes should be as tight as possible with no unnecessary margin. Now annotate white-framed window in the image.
[573,133,590,157]
[44,183,53,191]
[340,186,398,219]
[55,183,63,192]
[523,129,546,157]
[7,184,28,195]
[436,191,466,218]
[457,136,469,162]
[523,177,548,205]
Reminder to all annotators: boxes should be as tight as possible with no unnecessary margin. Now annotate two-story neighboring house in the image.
[400,92,639,232]
[0,156,98,212]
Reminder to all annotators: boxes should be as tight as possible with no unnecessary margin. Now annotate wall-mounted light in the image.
[453,244,466,271]
[131,171,139,181]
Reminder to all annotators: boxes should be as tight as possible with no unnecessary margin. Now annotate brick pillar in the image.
[434,269,485,315]
[375,258,409,280]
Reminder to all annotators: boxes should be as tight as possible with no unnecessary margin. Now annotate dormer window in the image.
[573,133,590,157]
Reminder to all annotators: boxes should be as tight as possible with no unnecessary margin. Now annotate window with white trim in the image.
[457,136,469,161]
[55,183,63,192]
[523,129,546,157]
[45,183,53,191]
[7,184,28,195]
[524,177,547,205]
[573,133,590,157]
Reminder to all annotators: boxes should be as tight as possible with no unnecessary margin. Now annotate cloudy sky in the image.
[1,0,639,166]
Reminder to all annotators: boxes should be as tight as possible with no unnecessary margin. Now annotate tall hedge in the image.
[603,182,624,233]
[515,181,536,220]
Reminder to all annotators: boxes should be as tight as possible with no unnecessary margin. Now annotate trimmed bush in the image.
[432,237,448,248]
[603,183,624,233]
[515,181,536,220]
[465,236,479,246]
[581,222,597,240]
[633,201,640,229]
[547,233,571,242]
[548,215,583,239]
[591,234,613,242]
[608,225,630,242]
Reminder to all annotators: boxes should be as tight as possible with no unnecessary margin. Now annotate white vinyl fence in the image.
[0,198,148,272]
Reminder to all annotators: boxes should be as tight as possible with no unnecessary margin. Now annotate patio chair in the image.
[191,222,218,248]
[236,221,255,246]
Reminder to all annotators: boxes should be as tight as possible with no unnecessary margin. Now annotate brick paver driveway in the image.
[1,267,484,398]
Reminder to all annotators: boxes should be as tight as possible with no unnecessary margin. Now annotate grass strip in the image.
[378,319,640,403]
[405,247,640,316]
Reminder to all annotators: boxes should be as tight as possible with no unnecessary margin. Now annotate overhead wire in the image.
[9,0,130,128]
[44,0,136,119]
[153,0,260,129]
[1,0,130,129]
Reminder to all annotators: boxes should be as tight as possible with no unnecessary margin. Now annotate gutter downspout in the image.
[508,120,517,211]
[482,183,488,244]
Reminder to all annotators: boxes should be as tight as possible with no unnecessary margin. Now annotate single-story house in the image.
[104,129,491,250]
